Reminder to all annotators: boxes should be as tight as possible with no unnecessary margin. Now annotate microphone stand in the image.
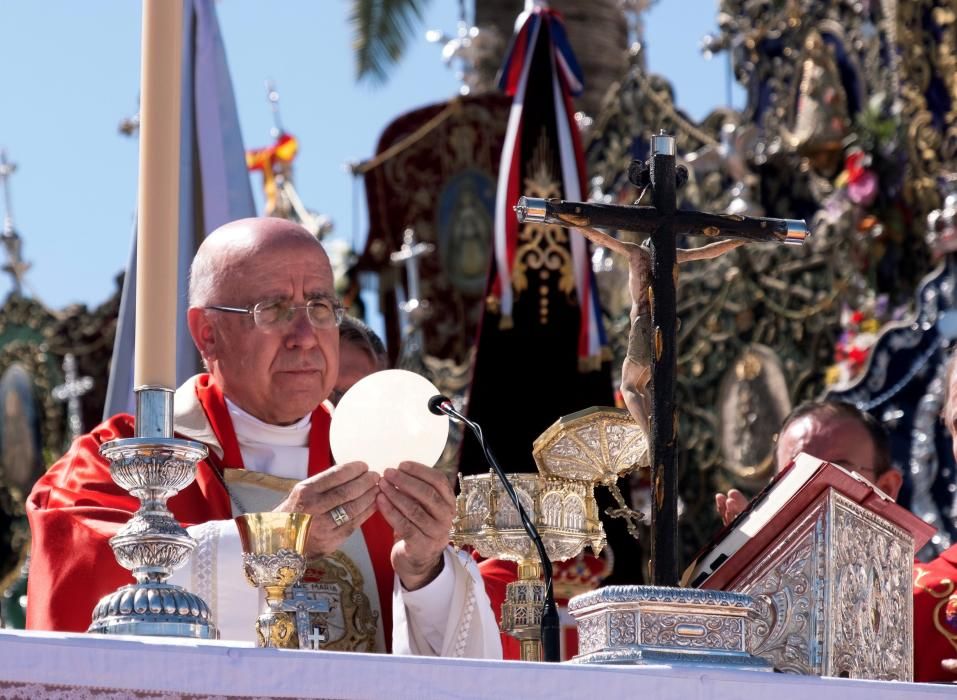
[430,396,561,662]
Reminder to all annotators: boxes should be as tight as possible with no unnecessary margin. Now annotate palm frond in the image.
[350,0,433,85]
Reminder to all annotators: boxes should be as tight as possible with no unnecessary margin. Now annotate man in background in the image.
[715,399,902,526]
[333,315,388,405]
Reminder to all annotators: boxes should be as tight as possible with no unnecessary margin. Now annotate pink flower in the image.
[848,168,878,206]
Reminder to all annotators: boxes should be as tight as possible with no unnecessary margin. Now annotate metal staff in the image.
[516,131,810,586]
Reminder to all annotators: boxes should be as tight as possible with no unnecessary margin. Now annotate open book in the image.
[681,452,935,589]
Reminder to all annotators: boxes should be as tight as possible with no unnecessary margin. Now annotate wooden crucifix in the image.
[515,131,809,586]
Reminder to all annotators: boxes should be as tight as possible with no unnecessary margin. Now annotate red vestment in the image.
[478,557,521,659]
[914,544,957,682]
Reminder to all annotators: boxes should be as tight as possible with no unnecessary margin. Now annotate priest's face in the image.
[192,225,339,425]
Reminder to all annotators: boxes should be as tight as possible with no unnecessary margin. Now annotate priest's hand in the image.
[274,461,379,558]
[377,461,456,591]
[715,488,749,527]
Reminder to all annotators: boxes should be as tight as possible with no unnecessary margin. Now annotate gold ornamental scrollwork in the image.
[897,0,957,215]
[511,128,575,318]
[300,551,379,652]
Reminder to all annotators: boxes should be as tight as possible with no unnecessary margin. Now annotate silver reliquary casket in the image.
[689,454,935,680]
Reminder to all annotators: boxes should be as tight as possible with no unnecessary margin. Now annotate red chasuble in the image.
[26,375,395,644]
[914,544,957,682]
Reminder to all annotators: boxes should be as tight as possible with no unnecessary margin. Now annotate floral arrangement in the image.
[825,296,902,387]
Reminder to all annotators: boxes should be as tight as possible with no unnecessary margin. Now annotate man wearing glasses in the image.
[25,217,502,658]
[714,400,903,527]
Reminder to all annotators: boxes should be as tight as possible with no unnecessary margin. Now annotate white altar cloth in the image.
[0,629,952,699]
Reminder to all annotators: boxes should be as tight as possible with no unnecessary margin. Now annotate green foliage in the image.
[350,0,433,85]
[852,93,899,155]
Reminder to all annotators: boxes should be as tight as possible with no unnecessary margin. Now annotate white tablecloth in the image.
[0,629,952,700]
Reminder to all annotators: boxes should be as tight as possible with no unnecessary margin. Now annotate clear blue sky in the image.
[0,0,740,311]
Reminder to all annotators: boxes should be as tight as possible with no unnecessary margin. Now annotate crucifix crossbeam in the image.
[515,131,810,587]
[514,195,808,245]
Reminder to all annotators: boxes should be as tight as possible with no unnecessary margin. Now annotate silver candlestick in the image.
[88,387,217,638]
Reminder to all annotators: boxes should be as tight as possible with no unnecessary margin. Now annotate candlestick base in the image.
[89,582,216,638]
[88,435,217,639]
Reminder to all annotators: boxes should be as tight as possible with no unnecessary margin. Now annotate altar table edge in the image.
[0,629,951,700]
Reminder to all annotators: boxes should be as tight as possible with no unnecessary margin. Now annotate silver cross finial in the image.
[390,228,435,368]
[265,80,284,138]
[52,353,94,440]
[390,228,434,309]
[0,149,17,236]
[0,150,31,295]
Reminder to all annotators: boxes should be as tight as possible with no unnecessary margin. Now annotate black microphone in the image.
[428,394,451,416]
[429,394,561,663]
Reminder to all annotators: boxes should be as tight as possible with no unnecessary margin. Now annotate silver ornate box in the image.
[567,585,771,669]
[718,489,916,680]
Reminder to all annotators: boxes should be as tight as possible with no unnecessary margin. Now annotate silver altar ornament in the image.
[452,407,650,660]
[534,407,648,539]
[719,489,921,679]
[568,586,770,669]
[88,388,217,639]
[532,407,647,485]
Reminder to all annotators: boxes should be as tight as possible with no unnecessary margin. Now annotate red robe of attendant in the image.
[914,544,957,682]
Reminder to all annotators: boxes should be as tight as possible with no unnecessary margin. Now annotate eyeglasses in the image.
[205,296,344,331]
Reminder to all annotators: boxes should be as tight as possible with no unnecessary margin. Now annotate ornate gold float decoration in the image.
[452,407,647,660]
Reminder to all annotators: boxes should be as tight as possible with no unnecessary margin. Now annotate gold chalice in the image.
[235,512,313,649]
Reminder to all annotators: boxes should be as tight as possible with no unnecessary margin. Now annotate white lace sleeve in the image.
[167,520,260,642]
[391,547,502,659]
